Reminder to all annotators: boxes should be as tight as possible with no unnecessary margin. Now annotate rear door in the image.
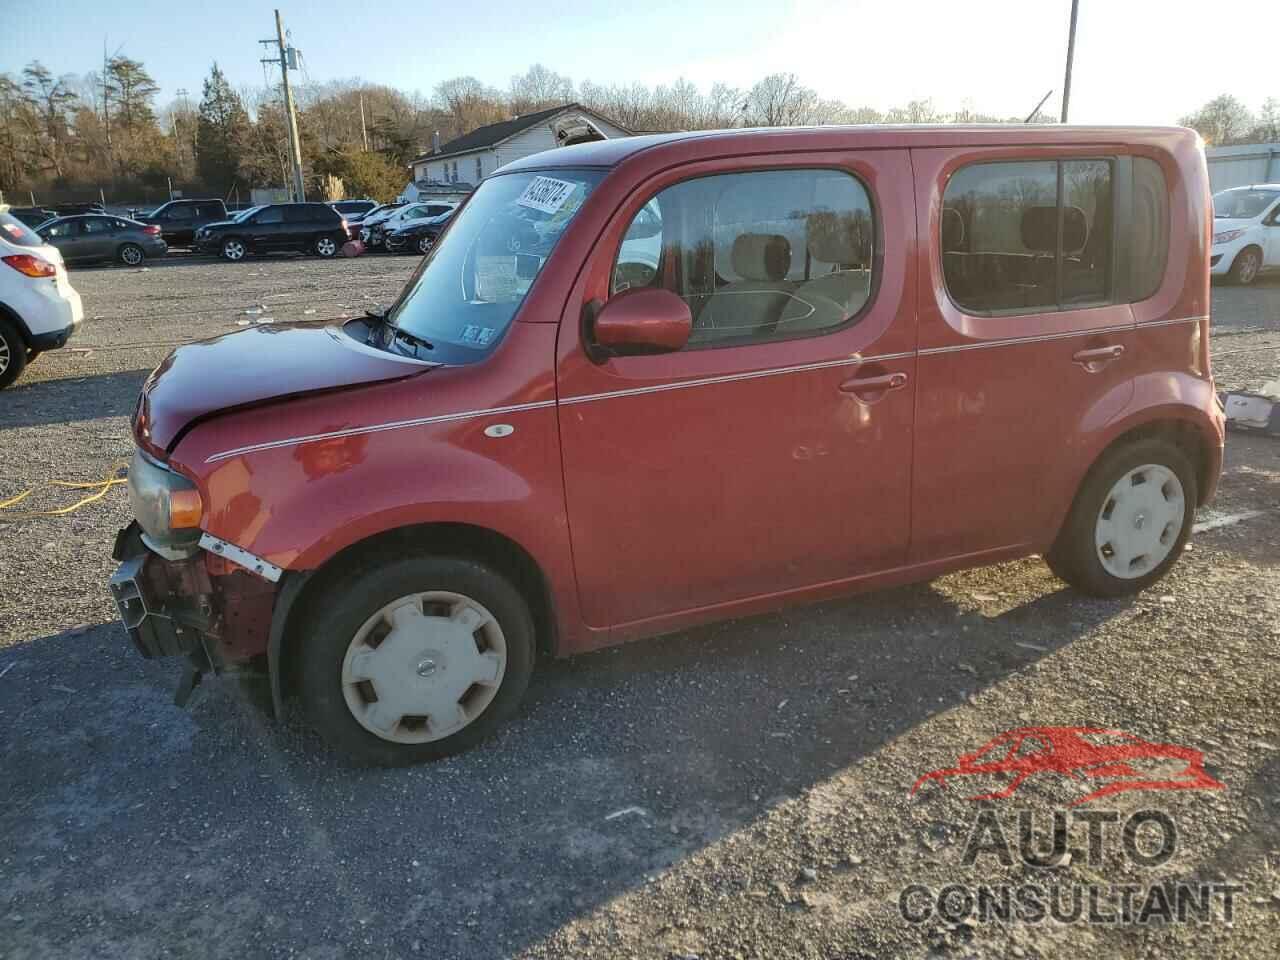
[556,150,918,630]
[910,148,1135,561]
[79,216,117,261]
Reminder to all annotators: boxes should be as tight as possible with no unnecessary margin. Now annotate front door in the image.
[246,206,286,250]
[556,152,918,630]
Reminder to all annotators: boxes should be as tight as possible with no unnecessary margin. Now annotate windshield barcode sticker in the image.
[516,176,577,214]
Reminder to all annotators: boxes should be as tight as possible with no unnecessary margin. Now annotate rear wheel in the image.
[118,243,145,266]
[1046,438,1196,597]
[298,554,535,766]
[1228,246,1262,285]
[417,235,433,255]
[314,234,338,257]
[0,317,28,390]
[221,237,247,261]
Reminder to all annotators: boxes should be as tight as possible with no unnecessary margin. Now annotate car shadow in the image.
[0,367,149,431]
[0,567,1130,959]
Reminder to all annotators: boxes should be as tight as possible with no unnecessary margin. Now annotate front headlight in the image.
[128,450,203,548]
[1212,229,1246,245]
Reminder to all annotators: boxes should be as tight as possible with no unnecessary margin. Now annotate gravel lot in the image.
[1,253,1277,960]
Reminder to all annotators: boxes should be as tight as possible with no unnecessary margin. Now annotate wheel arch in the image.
[268,521,559,716]
[0,300,32,347]
[1049,413,1220,555]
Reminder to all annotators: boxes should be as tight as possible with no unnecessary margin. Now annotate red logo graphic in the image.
[911,727,1225,806]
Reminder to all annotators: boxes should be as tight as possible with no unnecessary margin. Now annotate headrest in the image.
[941,208,965,251]
[1020,205,1088,253]
[805,211,869,266]
[732,233,791,281]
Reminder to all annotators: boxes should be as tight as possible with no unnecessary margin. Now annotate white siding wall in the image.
[494,117,629,169]
[411,112,631,183]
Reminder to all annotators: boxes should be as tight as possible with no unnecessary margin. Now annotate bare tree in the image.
[509,64,574,115]
[1179,94,1255,146]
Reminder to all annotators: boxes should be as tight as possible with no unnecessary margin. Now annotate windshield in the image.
[388,169,602,361]
[1213,189,1279,219]
[232,205,264,223]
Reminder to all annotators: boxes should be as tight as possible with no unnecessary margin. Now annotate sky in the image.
[1,0,1272,125]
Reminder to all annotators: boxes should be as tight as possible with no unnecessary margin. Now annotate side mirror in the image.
[584,288,691,363]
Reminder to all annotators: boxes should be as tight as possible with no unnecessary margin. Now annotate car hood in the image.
[196,218,242,232]
[1211,217,1253,236]
[137,321,431,451]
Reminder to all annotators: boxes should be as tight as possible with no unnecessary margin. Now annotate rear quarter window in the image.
[1129,157,1169,302]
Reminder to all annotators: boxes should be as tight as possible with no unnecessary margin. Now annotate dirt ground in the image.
[0,253,1277,960]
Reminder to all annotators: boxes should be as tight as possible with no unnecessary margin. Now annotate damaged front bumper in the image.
[108,522,281,704]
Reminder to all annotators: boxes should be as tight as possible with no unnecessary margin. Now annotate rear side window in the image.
[942,159,1114,314]
[167,205,195,220]
[82,217,113,234]
[1130,158,1169,302]
[612,168,876,349]
[0,213,43,247]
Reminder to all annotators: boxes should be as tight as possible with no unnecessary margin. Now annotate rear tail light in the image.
[142,224,162,236]
[2,254,57,278]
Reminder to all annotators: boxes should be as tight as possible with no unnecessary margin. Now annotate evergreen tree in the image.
[196,63,250,194]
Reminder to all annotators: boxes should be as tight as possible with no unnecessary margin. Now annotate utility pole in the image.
[1060,0,1080,123]
[359,93,369,152]
[261,10,306,201]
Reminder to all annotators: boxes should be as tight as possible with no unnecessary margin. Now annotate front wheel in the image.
[298,555,535,766]
[118,243,145,266]
[0,316,28,390]
[314,235,338,258]
[1046,439,1197,597]
[221,238,247,261]
[1228,247,1262,285]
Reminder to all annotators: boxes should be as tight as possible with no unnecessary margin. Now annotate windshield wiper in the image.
[393,327,434,352]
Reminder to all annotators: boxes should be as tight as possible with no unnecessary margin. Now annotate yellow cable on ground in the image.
[0,461,129,521]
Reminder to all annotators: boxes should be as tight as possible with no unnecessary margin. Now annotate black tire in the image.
[0,316,28,390]
[1045,438,1197,598]
[118,242,145,266]
[417,235,434,255]
[313,234,339,258]
[297,554,535,766]
[1227,246,1262,285]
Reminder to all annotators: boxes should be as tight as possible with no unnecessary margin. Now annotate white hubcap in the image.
[225,241,244,260]
[0,333,9,374]
[318,238,335,255]
[1095,464,1185,579]
[123,247,141,264]
[341,591,506,744]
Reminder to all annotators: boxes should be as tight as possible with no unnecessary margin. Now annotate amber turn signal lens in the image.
[168,489,203,528]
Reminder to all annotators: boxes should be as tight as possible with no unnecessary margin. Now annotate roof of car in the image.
[1219,183,1280,191]
[501,124,1200,174]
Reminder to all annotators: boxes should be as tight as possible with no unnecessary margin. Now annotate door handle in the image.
[1072,344,1125,372]
[839,371,909,402]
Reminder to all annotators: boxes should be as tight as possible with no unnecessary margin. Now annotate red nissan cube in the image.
[110,125,1222,765]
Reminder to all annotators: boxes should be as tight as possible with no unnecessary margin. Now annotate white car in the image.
[1210,184,1280,285]
[0,208,83,389]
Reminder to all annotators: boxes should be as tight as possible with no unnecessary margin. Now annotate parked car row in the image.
[13,196,461,266]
